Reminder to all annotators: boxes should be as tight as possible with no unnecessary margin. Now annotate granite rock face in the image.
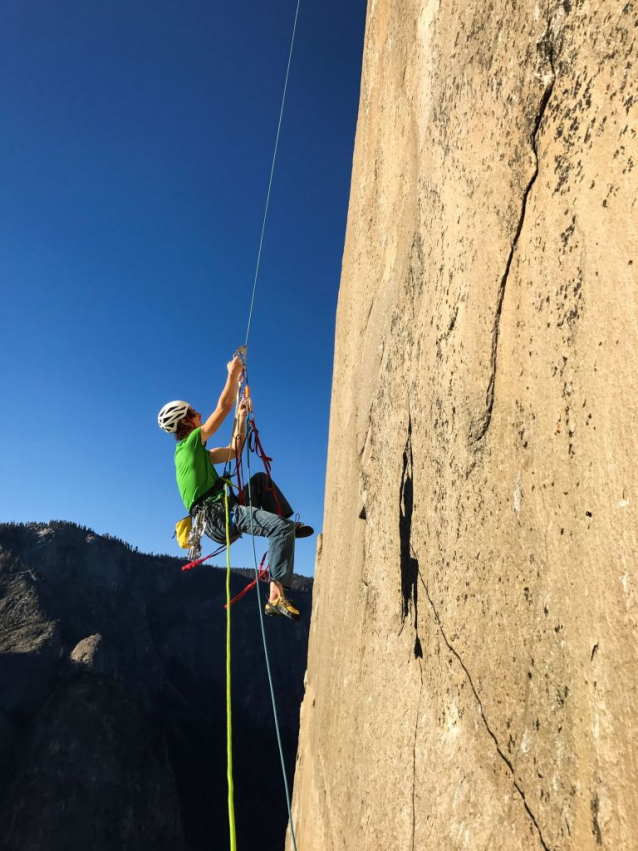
[291,2,638,850]
[0,522,311,851]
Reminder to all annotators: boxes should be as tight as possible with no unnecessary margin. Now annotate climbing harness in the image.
[179,477,236,562]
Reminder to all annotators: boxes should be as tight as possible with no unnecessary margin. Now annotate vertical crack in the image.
[411,675,423,851]
[469,37,556,446]
[422,580,552,851]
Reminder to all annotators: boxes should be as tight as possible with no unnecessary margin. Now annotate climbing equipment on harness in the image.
[179,477,236,560]
[186,508,208,561]
[175,516,192,549]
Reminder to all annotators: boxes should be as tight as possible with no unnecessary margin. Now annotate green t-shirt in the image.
[174,427,221,512]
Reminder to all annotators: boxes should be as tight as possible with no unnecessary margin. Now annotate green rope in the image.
[224,485,237,851]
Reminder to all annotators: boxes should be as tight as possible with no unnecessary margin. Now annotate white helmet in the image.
[158,400,191,433]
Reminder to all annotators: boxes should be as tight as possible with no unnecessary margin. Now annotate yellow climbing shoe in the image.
[265,596,300,622]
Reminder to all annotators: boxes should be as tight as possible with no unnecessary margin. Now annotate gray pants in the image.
[203,473,296,587]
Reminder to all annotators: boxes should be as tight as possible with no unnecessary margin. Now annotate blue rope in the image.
[234,2,303,845]
[245,429,299,851]
[244,0,302,368]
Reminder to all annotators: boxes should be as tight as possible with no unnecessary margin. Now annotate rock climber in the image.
[158,355,312,621]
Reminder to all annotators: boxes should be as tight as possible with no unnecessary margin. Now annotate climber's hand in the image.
[227,356,243,379]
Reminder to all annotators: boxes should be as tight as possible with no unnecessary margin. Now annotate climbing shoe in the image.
[265,596,300,622]
[294,522,314,539]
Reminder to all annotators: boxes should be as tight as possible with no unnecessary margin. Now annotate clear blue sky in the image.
[0,0,366,575]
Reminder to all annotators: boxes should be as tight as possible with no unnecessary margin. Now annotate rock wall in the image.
[291,2,638,849]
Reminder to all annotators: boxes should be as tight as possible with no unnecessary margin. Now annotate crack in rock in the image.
[422,580,552,851]
[469,36,557,447]
[411,677,423,851]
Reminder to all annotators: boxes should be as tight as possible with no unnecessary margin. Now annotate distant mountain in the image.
[0,521,312,851]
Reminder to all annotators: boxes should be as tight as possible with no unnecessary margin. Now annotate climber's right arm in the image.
[200,356,243,443]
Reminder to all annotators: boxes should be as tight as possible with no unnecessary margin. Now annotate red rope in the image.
[181,542,229,572]
[181,534,242,571]
[249,421,283,516]
[224,552,269,609]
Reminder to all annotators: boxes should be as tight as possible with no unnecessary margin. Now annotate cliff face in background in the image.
[0,522,311,851]
[291,1,637,849]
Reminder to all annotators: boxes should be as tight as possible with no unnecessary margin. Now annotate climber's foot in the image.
[265,596,300,621]
[294,522,314,539]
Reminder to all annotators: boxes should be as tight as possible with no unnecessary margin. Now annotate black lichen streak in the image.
[399,418,423,659]
[591,793,603,845]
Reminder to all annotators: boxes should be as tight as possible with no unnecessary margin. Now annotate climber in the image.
[158,356,313,621]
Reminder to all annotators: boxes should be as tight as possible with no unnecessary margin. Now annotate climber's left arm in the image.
[207,401,247,464]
